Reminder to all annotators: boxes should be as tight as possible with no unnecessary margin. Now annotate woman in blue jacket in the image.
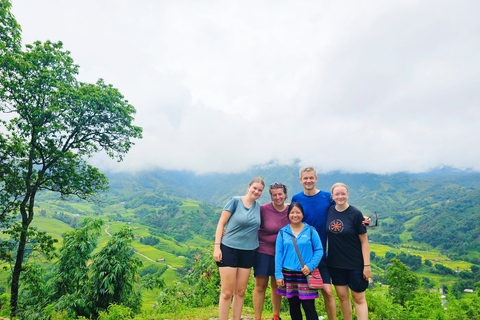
[275,202,323,320]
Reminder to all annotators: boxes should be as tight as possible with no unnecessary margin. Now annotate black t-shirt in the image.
[325,205,366,270]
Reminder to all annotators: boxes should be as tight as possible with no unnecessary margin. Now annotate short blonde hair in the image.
[331,182,348,194]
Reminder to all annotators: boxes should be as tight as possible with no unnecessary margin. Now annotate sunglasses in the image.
[366,211,378,228]
[270,182,284,188]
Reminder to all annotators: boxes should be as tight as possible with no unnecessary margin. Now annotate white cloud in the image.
[10,0,480,174]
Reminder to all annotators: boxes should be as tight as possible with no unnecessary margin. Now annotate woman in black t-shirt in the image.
[326,183,371,320]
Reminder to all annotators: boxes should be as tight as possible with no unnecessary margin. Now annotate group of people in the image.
[213,166,371,320]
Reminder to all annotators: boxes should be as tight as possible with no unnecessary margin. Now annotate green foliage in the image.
[396,251,422,271]
[403,290,447,319]
[17,264,52,318]
[386,258,420,306]
[154,248,220,313]
[0,22,141,315]
[134,199,218,242]
[51,212,79,228]
[443,290,480,319]
[2,223,58,264]
[0,0,21,54]
[421,276,435,289]
[0,293,12,318]
[15,221,158,319]
[365,289,403,319]
[138,273,165,292]
[89,227,143,315]
[49,218,103,317]
[411,189,480,259]
[3,158,480,317]
[97,304,135,320]
[184,249,221,307]
[139,235,160,246]
[364,286,480,320]
[434,263,455,275]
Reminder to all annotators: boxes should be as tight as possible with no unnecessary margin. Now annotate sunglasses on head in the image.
[270,182,284,188]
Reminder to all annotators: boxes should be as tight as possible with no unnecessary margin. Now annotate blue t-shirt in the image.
[291,191,334,259]
[221,196,261,250]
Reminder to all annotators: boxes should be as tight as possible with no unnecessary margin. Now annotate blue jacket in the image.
[275,223,323,280]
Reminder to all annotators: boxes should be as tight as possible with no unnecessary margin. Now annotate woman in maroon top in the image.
[253,182,290,320]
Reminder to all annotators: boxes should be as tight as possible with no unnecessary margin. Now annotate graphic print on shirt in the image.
[329,219,344,234]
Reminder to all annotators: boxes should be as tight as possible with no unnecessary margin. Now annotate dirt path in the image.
[133,251,176,270]
[105,224,111,236]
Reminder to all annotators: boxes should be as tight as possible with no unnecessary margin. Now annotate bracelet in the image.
[214,243,221,245]
[364,265,370,266]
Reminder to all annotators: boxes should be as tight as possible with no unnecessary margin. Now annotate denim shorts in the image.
[328,266,368,292]
[216,243,255,269]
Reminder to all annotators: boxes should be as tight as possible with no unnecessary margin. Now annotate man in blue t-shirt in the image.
[291,166,337,319]
[292,166,370,320]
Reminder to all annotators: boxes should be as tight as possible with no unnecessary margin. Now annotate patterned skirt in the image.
[276,268,319,300]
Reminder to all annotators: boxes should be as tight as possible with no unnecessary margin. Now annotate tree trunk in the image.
[9,206,31,318]
[10,225,27,317]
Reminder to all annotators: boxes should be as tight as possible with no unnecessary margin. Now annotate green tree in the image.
[18,220,160,319]
[385,251,396,260]
[0,0,21,54]
[0,31,142,317]
[89,227,142,316]
[16,264,51,319]
[50,218,104,317]
[471,265,479,274]
[386,258,419,306]
[0,0,22,263]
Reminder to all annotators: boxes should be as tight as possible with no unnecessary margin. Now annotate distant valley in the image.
[5,164,480,305]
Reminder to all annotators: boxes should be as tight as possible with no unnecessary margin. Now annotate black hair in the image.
[287,201,305,219]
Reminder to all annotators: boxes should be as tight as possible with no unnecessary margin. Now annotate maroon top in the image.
[257,202,290,256]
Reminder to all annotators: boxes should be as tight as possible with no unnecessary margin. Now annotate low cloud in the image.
[11,0,480,174]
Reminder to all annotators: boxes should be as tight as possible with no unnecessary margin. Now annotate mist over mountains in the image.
[100,164,480,263]
[105,164,480,206]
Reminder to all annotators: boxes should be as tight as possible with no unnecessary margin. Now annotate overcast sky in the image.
[10,0,480,174]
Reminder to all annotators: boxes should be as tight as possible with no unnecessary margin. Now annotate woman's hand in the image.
[362,215,371,227]
[213,247,222,263]
[276,279,284,287]
[213,210,232,263]
[363,265,371,280]
[301,265,311,276]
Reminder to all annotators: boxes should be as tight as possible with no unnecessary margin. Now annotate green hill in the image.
[2,165,480,309]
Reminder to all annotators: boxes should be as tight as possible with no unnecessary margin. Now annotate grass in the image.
[145,305,259,320]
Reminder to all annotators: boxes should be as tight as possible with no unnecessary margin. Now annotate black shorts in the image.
[317,258,332,285]
[253,251,275,277]
[329,266,369,292]
[216,243,255,269]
